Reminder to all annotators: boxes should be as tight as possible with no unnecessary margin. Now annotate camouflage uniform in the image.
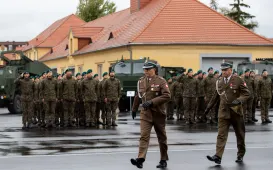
[103,77,121,125]
[76,79,85,126]
[61,77,77,126]
[166,81,175,119]
[204,73,217,123]
[39,79,45,126]
[252,77,259,120]
[14,77,34,126]
[81,77,99,126]
[33,81,40,124]
[182,76,198,123]
[196,77,205,122]
[41,77,58,126]
[258,76,273,122]
[99,78,108,123]
[55,79,63,125]
[95,79,101,124]
[243,75,255,122]
[171,80,183,120]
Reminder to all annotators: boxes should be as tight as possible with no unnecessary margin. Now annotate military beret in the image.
[93,74,98,78]
[262,69,267,73]
[82,72,87,76]
[42,71,47,75]
[110,69,115,73]
[214,70,219,75]
[193,73,197,77]
[65,68,73,73]
[197,70,202,75]
[221,61,233,70]
[30,76,33,79]
[245,69,250,73]
[35,76,39,79]
[188,68,193,73]
[167,77,172,80]
[23,72,29,75]
[203,72,207,75]
[250,70,255,74]
[87,69,92,74]
[102,72,108,77]
[208,67,213,72]
[62,72,65,77]
[239,71,243,76]
[76,73,81,77]
[47,69,52,73]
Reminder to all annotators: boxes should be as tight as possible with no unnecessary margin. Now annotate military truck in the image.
[237,58,273,107]
[0,51,51,114]
[111,58,185,112]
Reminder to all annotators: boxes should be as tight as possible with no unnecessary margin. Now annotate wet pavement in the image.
[0,108,273,169]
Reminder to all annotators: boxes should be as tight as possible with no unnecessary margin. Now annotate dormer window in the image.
[65,44,68,50]
[108,32,114,40]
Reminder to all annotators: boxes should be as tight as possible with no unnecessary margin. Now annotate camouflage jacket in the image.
[76,79,83,101]
[182,76,198,98]
[41,78,58,101]
[14,77,34,102]
[99,78,107,102]
[34,81,40,102]
[197,77,205,97]
[61,77,77,101]
[204,74,216,98]
[81,78,99,102]
[171,81,183,98]
[258,76,273,98]
[168,82,175,101]
[103,77,121,102]
[243,76,255,97]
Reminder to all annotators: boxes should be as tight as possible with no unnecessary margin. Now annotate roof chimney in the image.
[130,0,152,13]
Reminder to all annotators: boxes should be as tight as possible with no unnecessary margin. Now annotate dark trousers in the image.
[166,101,175,117]
[44,101,56,124]
[196,97,205,120]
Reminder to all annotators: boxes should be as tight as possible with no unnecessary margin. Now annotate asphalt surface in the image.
[0,108,273,169]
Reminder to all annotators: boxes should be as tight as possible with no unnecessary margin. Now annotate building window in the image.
[69,67,75,76]
[51,68,57,74]
[70,39,73,54]
[78,66,83,73]
[8,45,13,51]
[97,64,103,80]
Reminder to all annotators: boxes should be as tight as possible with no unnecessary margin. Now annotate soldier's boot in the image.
[22,123,27,130]
[27,122,34,129]
[206,119,211,124]
[156,160,167,168]
[131,158,144,169]
[262,120,267,124]
[247,119,255,124]
[266,119,272,123]
[185,121,190,125]
[235,156,243,163]
[207,155,221,165]
[102,119,106,125]
[112,121,118,126]
[252,118,258,122]
[85,123,90,127]
[97,120,104,125]
[90,122,96,127]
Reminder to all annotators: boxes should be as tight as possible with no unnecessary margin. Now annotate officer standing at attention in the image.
[99,72,108,125]
[196,70,206,123]
[131,61,171,169]
[166,77,175,120]
[250,71,258,122]
[93,74,103,125]
[205,61,250,164]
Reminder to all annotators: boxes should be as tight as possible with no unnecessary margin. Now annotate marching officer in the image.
[258,69,273,124]
[205,61,250,164]
[131,61,171,169]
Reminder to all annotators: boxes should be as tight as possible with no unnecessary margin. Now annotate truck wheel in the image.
[8,94,21,114]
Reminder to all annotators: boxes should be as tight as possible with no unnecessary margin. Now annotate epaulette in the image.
[139,76,145,80]
[157,76,165,80]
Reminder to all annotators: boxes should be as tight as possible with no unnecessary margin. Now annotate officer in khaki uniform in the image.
[131,61,171,169]
[258,69,273,124]
[205,61,250,164]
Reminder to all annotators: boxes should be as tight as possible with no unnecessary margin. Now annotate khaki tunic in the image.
[132,75,171,160]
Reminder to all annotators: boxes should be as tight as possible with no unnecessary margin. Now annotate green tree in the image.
[226,0,258,30]
[210,0,218,11]
[76,0,117,22]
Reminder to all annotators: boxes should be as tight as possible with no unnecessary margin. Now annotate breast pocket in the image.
[151,87,160,97]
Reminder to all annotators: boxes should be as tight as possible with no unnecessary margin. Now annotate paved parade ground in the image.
[0,108,273,169]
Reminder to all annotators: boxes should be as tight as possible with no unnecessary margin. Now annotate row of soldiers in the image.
[15,68,121,129]
[166,67,272,125]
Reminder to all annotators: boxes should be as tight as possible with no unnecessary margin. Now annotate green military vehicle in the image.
[111,58,185,112]
[0,51,51,114]
[237,58,273,107]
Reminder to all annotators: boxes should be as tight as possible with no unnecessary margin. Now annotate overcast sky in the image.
[0,0,272,42]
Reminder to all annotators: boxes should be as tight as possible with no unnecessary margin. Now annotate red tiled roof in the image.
[22,14,85,51]
[71,27,104,38]
[39,38,69,62]
[72,0,272,56]
[3,53,16,60]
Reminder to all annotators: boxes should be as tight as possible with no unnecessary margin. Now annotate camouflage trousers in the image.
[40,101,45,124]
[260,98,271,121]
[21,100,33,124]
[166,101,175,117]
[252,97,258,119]
[174,96,183,118]
[63,100,75,125]
[95,102,101,123]
[75,101,85,125]
[100,102,107,121]
[84,101,96,124]
[44,101,56,124]
[243,96,254,121]
[196,97,205,120]
[206,96,216,120]
[55,101,63,125]
[106,101,119,124]
[33,101,40,123]
[183,97,196,122]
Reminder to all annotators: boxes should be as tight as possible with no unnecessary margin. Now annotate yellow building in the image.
[26,0,273,78]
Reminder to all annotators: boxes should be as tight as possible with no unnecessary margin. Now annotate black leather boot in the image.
[207,155,221,164]
[156,160,167,168]
[131,158,144,169]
